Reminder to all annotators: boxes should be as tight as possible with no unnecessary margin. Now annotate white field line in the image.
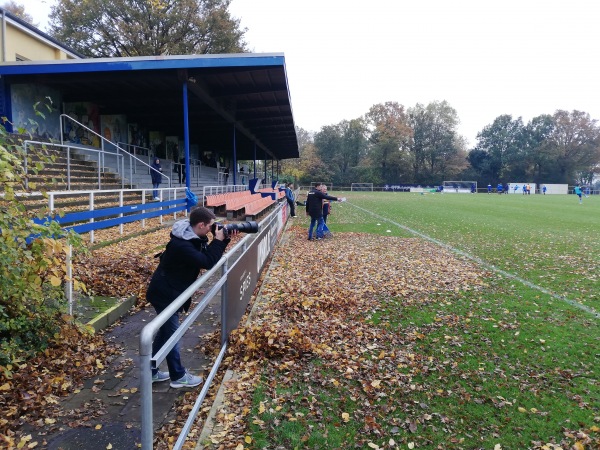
[349,203,600,319]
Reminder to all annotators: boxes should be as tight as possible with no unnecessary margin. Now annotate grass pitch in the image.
[214,192,598,450]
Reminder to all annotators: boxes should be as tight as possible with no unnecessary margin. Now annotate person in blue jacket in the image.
[487,183,492,194]
[285,182,296,217]
[150,157,163,200]
[146,206,235,388]
[497,183,503,194]
[574,185,583,204]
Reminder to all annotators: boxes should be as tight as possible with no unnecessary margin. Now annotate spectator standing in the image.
[470,183,476,194]
[487,183,492,194]
[146,207,235,388]
[306,183,342,240]
[285,183,297,217]
[542,185,547,195]
[223,167,229,185]
[150,157,163,200]
[178,156,186,185]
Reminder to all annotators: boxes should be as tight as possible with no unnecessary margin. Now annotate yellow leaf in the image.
[367,443,379,449]
[342,412,350,422]
[44,418,56,424]
[258,402,265,414]
[408,443,415,449]
[235,444,244,450]
[106,444,112,450]
[96,360,104,369]
[49,276,62,287]
[573,443,584,450]
[95,424,102,430]
[245,436,252,444]
[371,380,381,388]
[0,383,11,391]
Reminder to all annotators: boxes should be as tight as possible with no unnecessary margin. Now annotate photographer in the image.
[146,206,236,388]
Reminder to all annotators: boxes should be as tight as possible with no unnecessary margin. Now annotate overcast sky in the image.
[26,0,600,146]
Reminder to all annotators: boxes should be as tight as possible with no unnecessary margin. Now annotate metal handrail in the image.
[59,114,171,188]
[23,140,124,191]
[139,204,283,449]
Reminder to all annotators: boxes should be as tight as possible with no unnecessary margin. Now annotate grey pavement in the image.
[28,293,222,450]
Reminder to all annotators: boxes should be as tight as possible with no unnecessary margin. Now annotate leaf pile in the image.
[0,318,120,448]
[205,227,487,448]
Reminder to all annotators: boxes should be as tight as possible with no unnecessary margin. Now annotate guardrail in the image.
[23,140,125,191]
[139,202,284,449]
[59,115,171,188]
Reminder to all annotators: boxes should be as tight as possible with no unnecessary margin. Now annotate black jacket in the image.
[306,189,338,218]
[146,220,229,310]
[150,161,162,184]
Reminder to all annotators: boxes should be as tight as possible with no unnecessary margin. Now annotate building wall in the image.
[0,11,80,62]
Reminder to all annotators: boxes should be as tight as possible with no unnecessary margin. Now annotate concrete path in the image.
[28,295,221,450]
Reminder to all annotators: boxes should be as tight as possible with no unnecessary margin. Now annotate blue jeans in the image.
[152,182,160,198]
[151,305,186,380]
[308,216,324,239]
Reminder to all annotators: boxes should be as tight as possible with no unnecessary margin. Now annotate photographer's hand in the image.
[214,226,226,241]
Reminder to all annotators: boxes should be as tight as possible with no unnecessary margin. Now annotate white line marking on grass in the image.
[350,203,600,319]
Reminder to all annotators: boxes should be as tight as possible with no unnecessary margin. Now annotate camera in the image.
[211,220,259,238]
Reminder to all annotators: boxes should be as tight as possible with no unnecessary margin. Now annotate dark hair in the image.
[189,206,216,226]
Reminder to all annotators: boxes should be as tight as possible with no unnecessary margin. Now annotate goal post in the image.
[442,181,477,193]
[351,183,374,191]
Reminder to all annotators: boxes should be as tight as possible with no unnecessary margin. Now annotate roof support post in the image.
[232,126,237,186]
[183,81,191,198]
[253,143,257,179]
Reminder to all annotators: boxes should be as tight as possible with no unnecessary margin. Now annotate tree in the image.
[472,115,525,183]
[545,110,600,183]
[522,114,555,183]
[2,0,36,26]
[408,101,462,183]
[48,0,247,57]
[279,127,312,183]
[364,102,412,183]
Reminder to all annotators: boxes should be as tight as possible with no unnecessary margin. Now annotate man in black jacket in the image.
[146,206,233,388]
[306,183,342,240]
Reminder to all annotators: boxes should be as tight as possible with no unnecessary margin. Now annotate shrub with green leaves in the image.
[0,114,83,366]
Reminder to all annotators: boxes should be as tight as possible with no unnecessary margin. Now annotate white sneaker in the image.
[153,197,160,201]
[152,370,170,383]
[170,371,203,389]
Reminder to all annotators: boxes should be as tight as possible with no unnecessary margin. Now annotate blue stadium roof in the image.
[0,53,299,160]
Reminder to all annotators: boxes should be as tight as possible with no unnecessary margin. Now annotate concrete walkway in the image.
[29,294,221,450]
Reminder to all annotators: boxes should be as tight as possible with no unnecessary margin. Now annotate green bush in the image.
[0,111,84,366]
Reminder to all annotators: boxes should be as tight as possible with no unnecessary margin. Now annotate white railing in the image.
[59,115,171,188]
[23,140,124,191]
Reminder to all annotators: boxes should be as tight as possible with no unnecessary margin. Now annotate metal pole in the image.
[233,126,237,186]
[183,82,191,196]
[140,352,153,450]
[220,259,229,347]
[66,245,73,315]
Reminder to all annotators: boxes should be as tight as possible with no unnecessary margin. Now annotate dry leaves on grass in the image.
[200,226,488,448]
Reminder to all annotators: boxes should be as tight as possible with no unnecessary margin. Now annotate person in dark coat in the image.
[150,157,163,200]
[146,206,235,388]
[305,183,342,240]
